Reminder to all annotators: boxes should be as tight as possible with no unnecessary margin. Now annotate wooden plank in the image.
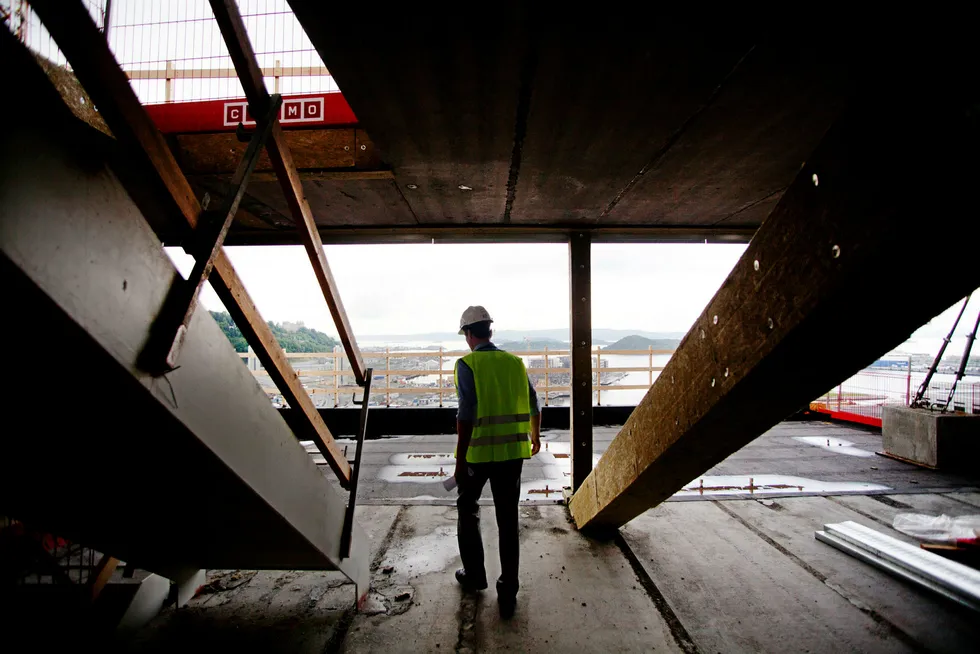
[570,100,980,530]
[175,129,356,175]
[31,0,351,484]
[140,96,283,373]
[224,169,396,183]
[209,0,367,384]
[569,232,593,491]
[90,554,119,601]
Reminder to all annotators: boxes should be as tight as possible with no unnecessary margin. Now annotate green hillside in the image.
[605,335,679,351]
[210,311,338,353]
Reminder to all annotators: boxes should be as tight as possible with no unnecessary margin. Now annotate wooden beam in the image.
[140,95,282,373]
[569,101,980,531]
[209,0,367,384]
[90,554,119,601]
[569,232,593,491]
[229,169,395,183]
[31,0,351,485]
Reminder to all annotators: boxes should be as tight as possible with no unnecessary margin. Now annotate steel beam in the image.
[209,0,367,384]
[219,225,757,247]
[569,101,980,530]
[569,232,593,491]
[28,0,351,484]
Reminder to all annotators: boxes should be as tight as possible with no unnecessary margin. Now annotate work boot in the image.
[497,579,518,619]
[455,568,487,592]
[498,593,517,619]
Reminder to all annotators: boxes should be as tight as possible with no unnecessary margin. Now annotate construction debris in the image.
[816,521,980,611]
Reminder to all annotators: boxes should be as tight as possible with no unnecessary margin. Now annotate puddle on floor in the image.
[793,436,875,458]
[675,474,889,497]
[381,525,459,575]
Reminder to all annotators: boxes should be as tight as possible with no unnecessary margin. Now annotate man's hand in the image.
[454,461,468,487]
[530,413,542,455]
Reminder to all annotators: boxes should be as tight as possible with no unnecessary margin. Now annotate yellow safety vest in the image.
[455,350,533,463]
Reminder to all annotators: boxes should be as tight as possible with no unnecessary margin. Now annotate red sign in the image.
[145,92,357,134]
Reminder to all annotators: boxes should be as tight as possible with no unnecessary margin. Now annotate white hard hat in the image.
[458,305,493,335]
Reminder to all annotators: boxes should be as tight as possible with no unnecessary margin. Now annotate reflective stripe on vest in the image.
[455,349,532,463]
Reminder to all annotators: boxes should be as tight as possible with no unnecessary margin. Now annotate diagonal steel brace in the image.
[340,368,373,558]
[138,95,283,375]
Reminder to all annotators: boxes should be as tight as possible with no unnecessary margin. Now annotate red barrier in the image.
[145,92,358,134]
[811,368,979,428]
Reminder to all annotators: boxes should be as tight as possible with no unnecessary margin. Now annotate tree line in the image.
[210,311,339,353]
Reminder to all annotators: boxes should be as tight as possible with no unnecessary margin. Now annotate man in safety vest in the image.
[453,305,541,619]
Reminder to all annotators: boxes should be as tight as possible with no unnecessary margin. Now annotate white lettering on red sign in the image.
[222,98,326,127]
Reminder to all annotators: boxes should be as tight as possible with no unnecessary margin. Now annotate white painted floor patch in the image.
[389,453,457,466]
[793,436,875,458]
[675,474,889,497]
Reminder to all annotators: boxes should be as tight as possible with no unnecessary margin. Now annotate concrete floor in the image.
[318,421,978,502]
[127,422,980,653]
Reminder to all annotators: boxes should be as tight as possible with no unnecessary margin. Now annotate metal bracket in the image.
[340,367,372,558]
[138,94,283,375]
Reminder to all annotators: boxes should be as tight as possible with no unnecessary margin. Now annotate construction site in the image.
[2,2,979,652]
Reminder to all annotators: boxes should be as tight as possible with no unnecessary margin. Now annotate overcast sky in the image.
[169,243,744,336]
[167,245,978,356]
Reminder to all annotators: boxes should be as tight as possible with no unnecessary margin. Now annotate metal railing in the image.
[811,367,980,426]
[3,0,336,104]
[241,346,674,409]
[242,347,979,420]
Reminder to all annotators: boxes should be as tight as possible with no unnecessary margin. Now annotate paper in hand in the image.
[443,476,457,492]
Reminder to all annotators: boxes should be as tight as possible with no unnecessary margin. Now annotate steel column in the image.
[569,232,593,491]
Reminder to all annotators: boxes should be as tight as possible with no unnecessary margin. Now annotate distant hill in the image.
[362,328,685,343]
[605,335,680,351]
[498,338,568,351]
[211,311,338,353]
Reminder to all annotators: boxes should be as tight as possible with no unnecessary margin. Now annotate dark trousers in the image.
[456,458,524,596]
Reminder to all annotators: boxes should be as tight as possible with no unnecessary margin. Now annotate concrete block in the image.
[882,406,979,470]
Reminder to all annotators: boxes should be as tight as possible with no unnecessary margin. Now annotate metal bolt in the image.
[344,145,350,151]
[360,144,367,150]
[713,315,718,325]
[581,341,586,346]
[700,329,705,340]
[724,367,729,377]
[582,382,587,387]
[711,378,716,387]
[79,96,86,104]
[768,318,774,330]
[753,259,760,271]
[831,244,841,258]
[406,184,418,190]
[812,173,819,187]
[580,411,585,416]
